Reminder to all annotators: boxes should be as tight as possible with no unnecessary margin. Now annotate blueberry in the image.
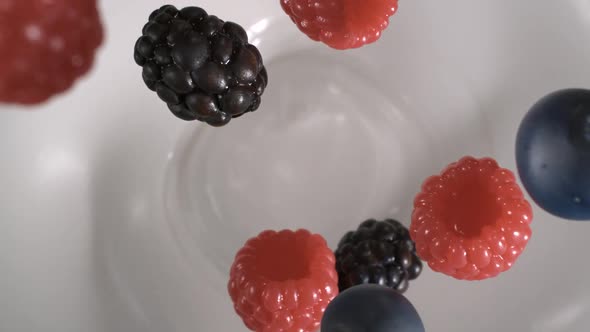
[516,88,590,220]
[321,284,425,332]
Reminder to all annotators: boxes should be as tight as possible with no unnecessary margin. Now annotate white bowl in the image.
[1,0,590,331]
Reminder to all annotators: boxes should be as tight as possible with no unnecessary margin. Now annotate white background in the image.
[1,0,590,331]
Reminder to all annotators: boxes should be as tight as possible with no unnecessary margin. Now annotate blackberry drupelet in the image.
[134,5,267,126]
[335,219,422,293]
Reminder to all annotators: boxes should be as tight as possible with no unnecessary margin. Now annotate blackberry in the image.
[133,5,267,127]
[335,219,423,293]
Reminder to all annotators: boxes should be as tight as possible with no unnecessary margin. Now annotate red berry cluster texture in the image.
[0,0,103,104]
[228,229,339,332]
[410,156,533,280]
[280,0,398,50]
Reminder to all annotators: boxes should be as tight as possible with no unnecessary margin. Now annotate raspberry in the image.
[228,229,338,332]
[280,0,398,50]
[134,5,267,127]
[335,219,422,293]
[0,0,103,104]
[410,156,533,280]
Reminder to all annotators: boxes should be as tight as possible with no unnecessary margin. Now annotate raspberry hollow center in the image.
[445,178,502,237]
[254,235,310,282]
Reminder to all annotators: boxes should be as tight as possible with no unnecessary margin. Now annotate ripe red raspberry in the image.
[228,229,339,332]
[0,0,103,105]
[280,0,398,50]
[410,156,533,280]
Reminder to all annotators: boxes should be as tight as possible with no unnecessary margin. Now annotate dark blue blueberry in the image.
[321,284,425,332]
[516,88,590,220]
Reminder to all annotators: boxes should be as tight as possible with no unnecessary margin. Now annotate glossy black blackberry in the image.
[134,5,267,126]
[335,219,423,293]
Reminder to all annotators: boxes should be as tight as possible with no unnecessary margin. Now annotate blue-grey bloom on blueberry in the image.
[321,284,425,332]
[516,89,590,220]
